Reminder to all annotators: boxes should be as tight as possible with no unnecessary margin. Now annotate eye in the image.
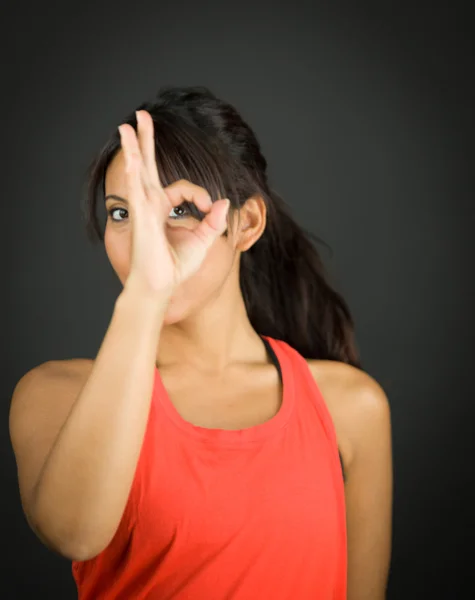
[107,207,128,222]
[168,204,191,220]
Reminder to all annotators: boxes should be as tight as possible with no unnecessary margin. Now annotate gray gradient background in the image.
[2,0,474,598]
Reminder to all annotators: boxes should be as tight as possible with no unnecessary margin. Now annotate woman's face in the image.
[104,150,243,325]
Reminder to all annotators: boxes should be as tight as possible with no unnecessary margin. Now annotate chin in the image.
[162,308,187,326]
[162,291,194,326]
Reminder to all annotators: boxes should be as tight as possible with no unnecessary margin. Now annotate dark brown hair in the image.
[85,86,360,367]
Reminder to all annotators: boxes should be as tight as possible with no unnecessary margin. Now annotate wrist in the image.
[115,284,170,324]
[122,273,174,303]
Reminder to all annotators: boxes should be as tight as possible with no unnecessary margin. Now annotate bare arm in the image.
[9,289,166,561]
[10,110,229,563]
[310,361,393,599]
[341,370,393,600]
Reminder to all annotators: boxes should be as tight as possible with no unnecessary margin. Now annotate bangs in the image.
[84,111,242,242]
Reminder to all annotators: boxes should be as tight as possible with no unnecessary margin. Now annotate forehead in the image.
[104,151,126,194]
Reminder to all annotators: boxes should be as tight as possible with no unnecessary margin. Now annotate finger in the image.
[193,199,231,245]
[135,110,164,190]
[164,180,213,212]
[118,125,148,213]
[175,199,230,268]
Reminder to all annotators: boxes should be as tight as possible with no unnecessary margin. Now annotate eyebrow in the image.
[104,194,128,204]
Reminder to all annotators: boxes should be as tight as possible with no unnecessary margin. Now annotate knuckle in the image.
[144,180,160,195]
[170,179,210,197]
[167,178,190,190]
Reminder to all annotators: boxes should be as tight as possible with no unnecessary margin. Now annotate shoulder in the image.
[12,358,94,397]
[306,359,389,416]
[9,358,95,533]
[306,360,391,471]
[10,359,94,427]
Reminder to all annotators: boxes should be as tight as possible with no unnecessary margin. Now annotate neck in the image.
[156,291,265,374]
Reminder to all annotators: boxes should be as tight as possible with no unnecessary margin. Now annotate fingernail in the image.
[135,110,141,124]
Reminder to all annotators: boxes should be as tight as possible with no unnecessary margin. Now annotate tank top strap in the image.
[261,336,345,483]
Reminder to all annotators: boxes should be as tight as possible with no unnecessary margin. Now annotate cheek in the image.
[170,236,236,304]
[104,228,131,283]
[167,225,236,287]
[195,235,236,285]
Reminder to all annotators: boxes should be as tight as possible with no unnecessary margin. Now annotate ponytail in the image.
[241,189,360,367]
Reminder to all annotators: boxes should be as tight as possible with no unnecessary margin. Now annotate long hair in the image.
[84,86,360,367]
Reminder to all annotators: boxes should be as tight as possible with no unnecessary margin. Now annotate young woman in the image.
[9,86,392,599]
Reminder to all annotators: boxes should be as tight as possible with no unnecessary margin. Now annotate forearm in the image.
[32,288,167,559]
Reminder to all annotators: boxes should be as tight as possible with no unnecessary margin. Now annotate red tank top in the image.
[72,337,347,599]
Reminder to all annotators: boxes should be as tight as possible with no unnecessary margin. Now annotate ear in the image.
[235,195,267,252]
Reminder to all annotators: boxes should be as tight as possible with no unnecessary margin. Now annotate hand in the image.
[118,110,230,300]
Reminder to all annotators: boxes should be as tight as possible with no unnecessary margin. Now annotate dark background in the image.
[2,0,474,598]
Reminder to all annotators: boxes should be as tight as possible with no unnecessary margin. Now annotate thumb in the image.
[174,198,231,276]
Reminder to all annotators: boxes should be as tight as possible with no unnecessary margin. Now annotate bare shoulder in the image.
[306,360,391,471]
[306,359,389,418]
[9,358,95,517]
[10,358,94,412]
[9,358,94,454]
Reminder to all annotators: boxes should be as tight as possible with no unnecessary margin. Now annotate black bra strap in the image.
[261,336,283,383]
